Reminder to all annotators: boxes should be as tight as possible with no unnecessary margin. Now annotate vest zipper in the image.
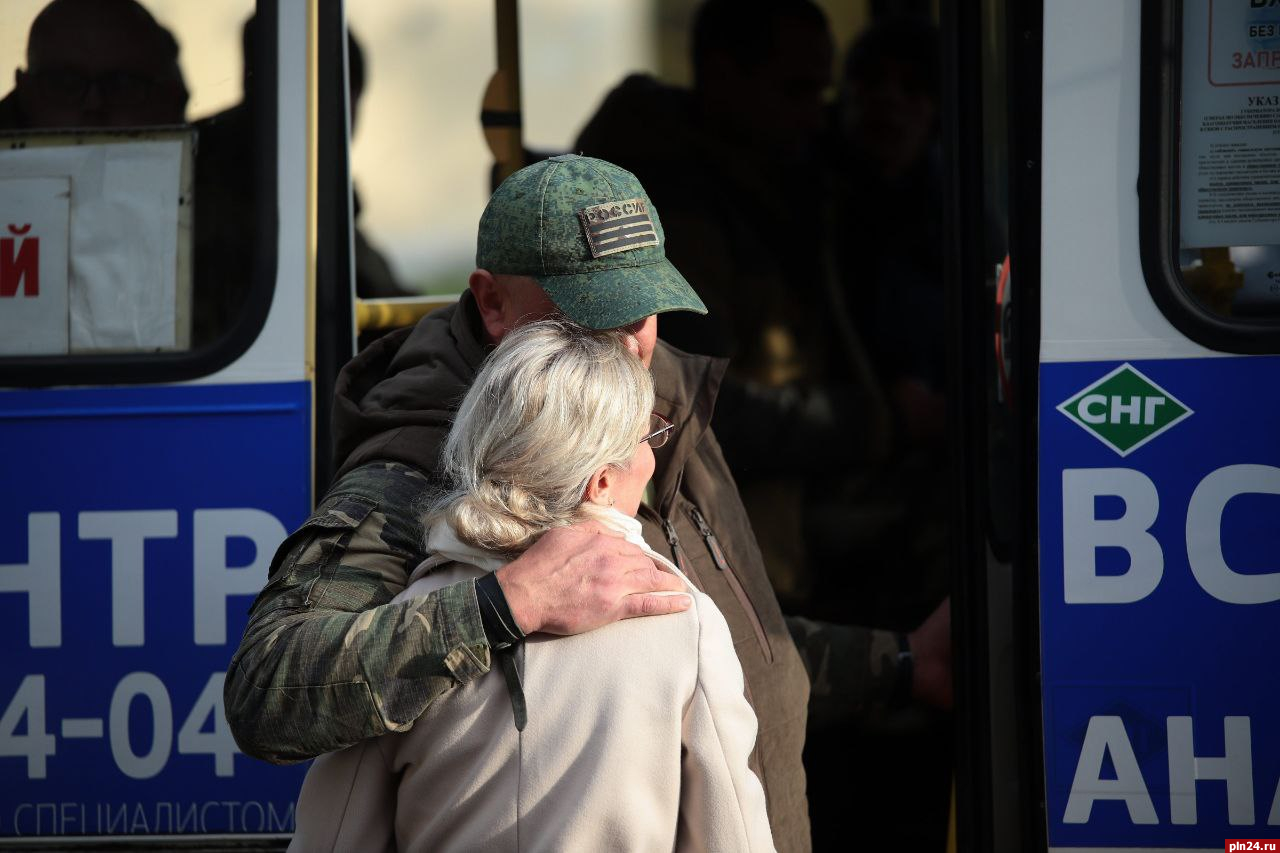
[687,503,773,664]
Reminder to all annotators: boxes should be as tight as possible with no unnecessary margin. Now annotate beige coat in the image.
[290,507,776,853]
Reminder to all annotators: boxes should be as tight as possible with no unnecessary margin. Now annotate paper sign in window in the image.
[1180,0,1280,249]
[0,137,189,353]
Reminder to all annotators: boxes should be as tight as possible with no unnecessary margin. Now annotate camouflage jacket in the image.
[224,461,489,762]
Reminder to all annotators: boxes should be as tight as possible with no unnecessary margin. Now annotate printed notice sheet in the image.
[1180,0,1280,248]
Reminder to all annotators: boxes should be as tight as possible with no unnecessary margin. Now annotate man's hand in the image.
[908,597,952,710]
[495,521,690,636]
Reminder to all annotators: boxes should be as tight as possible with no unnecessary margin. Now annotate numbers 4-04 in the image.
[0,672,237,780]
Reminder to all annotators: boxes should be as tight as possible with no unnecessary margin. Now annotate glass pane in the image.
[0,0,260,355]
[1177,0,1280,319]
[344,0,660,297]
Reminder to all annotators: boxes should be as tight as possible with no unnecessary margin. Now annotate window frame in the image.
[0,0,279,388]
[1139,0,1280,354]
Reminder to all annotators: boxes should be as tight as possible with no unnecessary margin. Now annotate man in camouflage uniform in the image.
[226,155,946,851]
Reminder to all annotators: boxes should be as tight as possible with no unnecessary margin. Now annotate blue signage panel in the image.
[1040,357,1280,848]
[0,382,311,839]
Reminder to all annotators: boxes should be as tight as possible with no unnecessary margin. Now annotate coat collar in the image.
[416,504,683,584]
[647,339,727,516]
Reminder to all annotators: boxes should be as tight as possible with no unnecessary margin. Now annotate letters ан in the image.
[1064,714,1276,827]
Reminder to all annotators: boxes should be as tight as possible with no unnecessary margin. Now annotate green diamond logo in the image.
[1057,363,1192,456]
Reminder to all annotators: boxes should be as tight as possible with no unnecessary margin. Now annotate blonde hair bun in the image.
[429,319,654,556]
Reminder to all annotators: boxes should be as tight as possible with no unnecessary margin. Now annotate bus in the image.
[1,0,1277,850]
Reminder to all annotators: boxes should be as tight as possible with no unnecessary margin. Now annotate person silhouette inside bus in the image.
[576,0,835,372]
[823,16,1002,623]
[831,15,947,447]
[191,16,408,347]
[0,0,187,131]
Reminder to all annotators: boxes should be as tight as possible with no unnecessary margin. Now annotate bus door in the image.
[950,0,1280,850]
[0,1,345,844]
[1031,0,1280,850]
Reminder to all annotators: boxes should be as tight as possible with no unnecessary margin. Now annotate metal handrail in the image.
[354,294,460,332]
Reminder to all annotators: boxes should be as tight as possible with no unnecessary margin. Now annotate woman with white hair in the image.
[290,319,776,853]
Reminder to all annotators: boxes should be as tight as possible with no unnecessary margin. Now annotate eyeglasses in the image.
[640,411,676,449]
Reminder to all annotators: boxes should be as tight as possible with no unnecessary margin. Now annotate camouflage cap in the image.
[476,154,707,330]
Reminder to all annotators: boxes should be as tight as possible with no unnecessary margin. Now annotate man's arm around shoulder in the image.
[224,463,491,763]
[224,462,692,763]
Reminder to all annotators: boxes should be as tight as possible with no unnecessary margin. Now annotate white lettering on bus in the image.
[1063,715,1158,824]
[0,508,286,648]
[1186,465,1280,604]
[1062,468,1163,603]
[78,511,179,647]
[1065,715,1276,826]
[0,513,61,647]
[1075,394,1166,426]
[1062,465,1280,604]
[193,509,286,645]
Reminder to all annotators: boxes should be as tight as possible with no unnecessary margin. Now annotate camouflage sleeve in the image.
[785,616,902,729]
[224,463,491,764]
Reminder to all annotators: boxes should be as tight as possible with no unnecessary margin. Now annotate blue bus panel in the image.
[1040,357,1280,848]
[0,382,311,839]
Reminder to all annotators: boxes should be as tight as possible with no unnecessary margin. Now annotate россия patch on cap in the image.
[578,198,660,258]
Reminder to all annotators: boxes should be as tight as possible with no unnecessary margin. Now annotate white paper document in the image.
[0,138,186,352]
[1180,0,1280,249]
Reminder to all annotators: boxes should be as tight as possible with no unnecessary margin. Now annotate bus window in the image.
[0,0,273,382]
[1142,0,1280,345]
[343,0,660,301]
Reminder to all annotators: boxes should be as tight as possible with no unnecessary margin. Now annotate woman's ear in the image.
[584,466,616,507]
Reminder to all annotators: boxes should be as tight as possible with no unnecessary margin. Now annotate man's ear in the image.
[468,269,508,343]
[583,466,615,507]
